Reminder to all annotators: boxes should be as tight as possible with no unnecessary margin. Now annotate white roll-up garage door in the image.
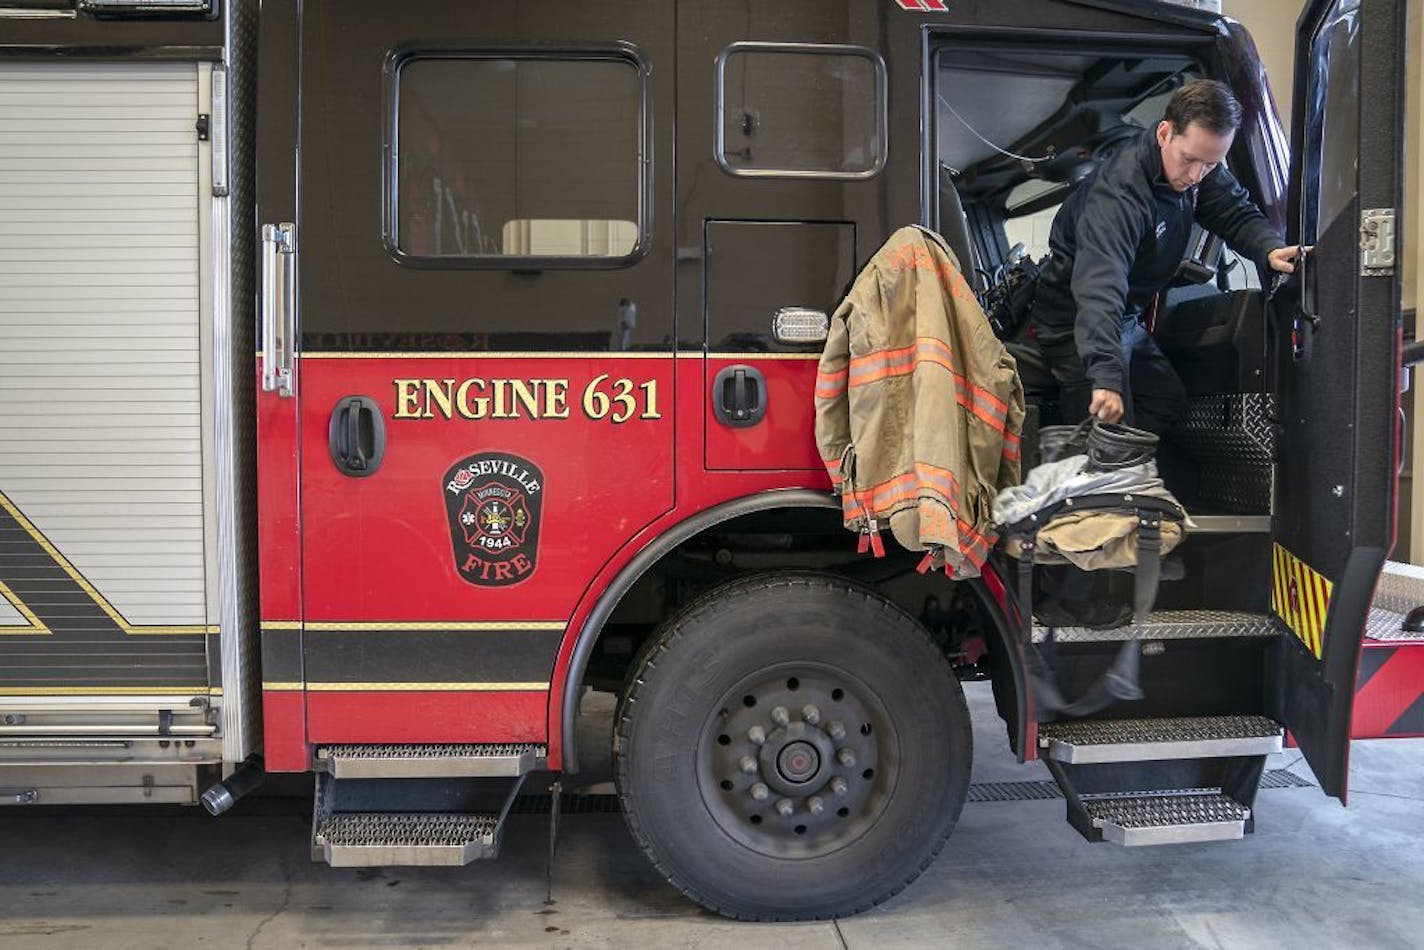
[0,61,210,660]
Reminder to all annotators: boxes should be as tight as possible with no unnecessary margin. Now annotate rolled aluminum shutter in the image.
[0,61,210,691]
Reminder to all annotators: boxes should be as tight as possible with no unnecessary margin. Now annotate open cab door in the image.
[1272,0,1405,800]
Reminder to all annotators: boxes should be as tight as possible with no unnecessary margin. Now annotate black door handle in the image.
[713,364,767,428]
[329,396,385,477]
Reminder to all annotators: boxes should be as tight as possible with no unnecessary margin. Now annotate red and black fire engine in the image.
[0,0,1416,921]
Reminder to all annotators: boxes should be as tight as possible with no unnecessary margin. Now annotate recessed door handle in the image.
[713,364,767,428]
[329,396,385,477]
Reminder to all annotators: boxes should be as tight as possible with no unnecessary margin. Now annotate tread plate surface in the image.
[315,812,500,866]
[1033,609,1275,643]
[1039,715,1283,762]
[1085,792,1248,846]
[315,743,543,778]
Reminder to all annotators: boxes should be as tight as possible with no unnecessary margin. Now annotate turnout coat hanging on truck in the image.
[815,225,1025,576]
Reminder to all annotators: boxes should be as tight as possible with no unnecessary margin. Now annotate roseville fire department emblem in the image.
[442,452,544,587]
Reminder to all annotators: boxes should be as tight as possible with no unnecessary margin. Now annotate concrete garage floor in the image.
[3,682,1424,950]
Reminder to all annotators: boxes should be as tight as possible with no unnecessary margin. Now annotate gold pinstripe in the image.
[301,351,674,360]
[262,621,565,632]
[702,352,821,361]
[303,682,549,692]
[302,621,565,632]
[0,490,215,637]
[294,351,815,361]
[0,578,51,635]
[0,686,210,696]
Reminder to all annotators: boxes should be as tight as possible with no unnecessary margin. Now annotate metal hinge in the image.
[1360,208,1396,276]
[211,63,229,197]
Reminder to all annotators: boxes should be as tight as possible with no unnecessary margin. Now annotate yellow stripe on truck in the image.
[1272,543,1332,660]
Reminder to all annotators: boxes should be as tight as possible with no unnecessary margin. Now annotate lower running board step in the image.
[314,743,543,779]
[315,812,502,866]
[1085,793,1249,846]
[1032,609,1275,643]
[1040,715,1283,763]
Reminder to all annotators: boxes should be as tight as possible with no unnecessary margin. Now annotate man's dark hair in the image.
[1163,79,1243,135]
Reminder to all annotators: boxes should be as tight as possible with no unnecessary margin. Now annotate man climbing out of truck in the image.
[1031,79,1302,433]
[1026,79,1303,629]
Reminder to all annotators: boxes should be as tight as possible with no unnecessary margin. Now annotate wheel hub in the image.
[698,665,894,858]
[778,741,818,782]
[759,723,834,795]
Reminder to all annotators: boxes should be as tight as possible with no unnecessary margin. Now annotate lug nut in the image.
[837,748,856,768]
[826,720,846,741]
[747,725,766,746]
[830,777,848,796]
[770,705,790,726]
[775,798,795,817]
[750,782,769,802]
[807,796,825,816]
[739,755,758,775]
[802,704,821,725]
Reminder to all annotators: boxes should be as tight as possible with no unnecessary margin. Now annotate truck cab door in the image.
[1271,0,1404,800]
[256,0,675,762]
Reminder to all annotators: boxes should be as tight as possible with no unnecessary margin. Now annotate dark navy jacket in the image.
[1032,129,1282,394]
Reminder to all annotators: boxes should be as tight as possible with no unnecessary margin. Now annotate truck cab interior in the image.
[933,41,1279,619]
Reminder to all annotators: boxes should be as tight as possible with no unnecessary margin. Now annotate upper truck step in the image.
[1033,609,1275,643]
[1039,715,1283,763]
[314,743,544,779]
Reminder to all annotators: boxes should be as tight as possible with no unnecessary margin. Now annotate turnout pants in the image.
[1020,315,1187,624]
[1031,315,1188,435]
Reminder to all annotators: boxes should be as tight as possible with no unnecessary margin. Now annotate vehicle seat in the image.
[938,169,982,291]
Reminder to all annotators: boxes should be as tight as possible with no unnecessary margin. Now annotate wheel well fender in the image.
[559,490,838,773]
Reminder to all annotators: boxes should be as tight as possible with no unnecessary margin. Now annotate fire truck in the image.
[0,0,1415,922]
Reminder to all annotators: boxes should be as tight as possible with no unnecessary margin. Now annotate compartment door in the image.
[1271,0,1404,799]
[0,61,213,701]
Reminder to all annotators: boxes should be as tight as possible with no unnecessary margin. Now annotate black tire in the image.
[615,572,972,921]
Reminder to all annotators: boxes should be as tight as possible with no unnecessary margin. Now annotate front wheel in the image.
[615,573,972,921]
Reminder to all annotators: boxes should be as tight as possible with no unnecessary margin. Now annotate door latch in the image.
[329,396,386,477]
[1360,208,1396,276]
[713,365,767,428]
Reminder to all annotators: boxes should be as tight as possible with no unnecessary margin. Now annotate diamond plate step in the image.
[1365,607,1424,642]
[1374,560,1424,614]
[1032,609,1276,643]
[1039,715,1283,763]
[1084,792,1249,846]
[315,812,501,866]
[314,743,543,779]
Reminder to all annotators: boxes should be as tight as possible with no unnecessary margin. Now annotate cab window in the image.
[391,54,645,264]
[716,42,886,179]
